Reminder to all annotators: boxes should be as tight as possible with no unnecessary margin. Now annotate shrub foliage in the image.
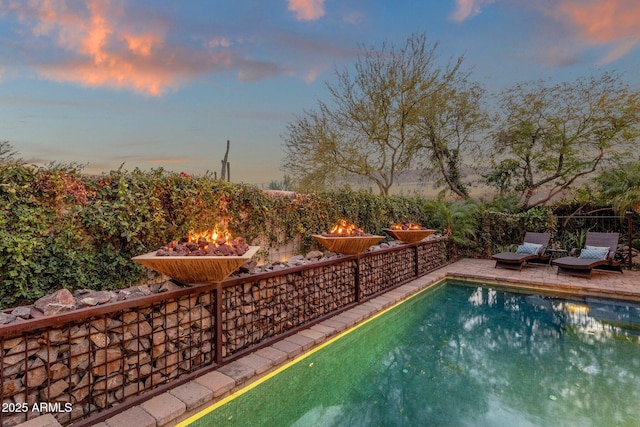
[1,158,633,309]
[0,162,450,308]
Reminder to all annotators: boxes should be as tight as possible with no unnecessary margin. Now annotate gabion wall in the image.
[0,237,447,426]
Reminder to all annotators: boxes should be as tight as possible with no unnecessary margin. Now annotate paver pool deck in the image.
[20,258,640,427]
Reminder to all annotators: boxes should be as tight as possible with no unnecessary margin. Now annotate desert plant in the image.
[595,161,640,216]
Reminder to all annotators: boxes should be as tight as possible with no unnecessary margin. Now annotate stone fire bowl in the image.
[132,246,260,284]
[312,235,384,255]
[383,229,436,244]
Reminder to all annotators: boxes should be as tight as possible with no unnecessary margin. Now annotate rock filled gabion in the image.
[0,236,446,426]
[155,236,249,257]
[417,240,445,275]
[0,288,216,426]
[222,261,357,356]
[360,249,416,297]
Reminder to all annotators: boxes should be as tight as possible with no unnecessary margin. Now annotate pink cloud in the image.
[4,0,276,95]
[552,0,640,63]
[557,0,639,43]
[450,0,496,22]
[1,0,348,94]
[287,0,325,21]
[209,36,233,49]
[451,0,639,64]
[123,33,162,57]
[7,0,182,95]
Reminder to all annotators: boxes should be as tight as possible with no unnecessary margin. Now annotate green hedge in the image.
[0,163,446,309]
[3,160,629,309]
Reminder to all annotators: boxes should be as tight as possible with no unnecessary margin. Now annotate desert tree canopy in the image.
[282,33,484,195]
[486,72,640,209]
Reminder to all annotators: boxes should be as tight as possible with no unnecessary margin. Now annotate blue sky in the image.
[1,0,639,185]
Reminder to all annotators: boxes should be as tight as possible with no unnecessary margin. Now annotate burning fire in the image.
[188,227,233,247]
[156,226,249,256]
[324,219,369,237]
[330,219,362,235]
[390,222,426,230]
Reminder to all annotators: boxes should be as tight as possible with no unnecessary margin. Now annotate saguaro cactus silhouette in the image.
[220,139,230,181]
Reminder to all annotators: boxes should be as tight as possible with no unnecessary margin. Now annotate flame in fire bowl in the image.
[383,228,436,244]
[312,235,384,255]
[132,246,260,284]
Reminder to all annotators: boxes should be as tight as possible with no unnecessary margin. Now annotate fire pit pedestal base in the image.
[312,235,384,255]
[132,246,260,284]
[383,229,436,244]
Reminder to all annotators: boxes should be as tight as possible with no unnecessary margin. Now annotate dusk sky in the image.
[1,0,639,186]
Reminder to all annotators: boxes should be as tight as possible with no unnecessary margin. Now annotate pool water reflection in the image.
[186,281,640,427]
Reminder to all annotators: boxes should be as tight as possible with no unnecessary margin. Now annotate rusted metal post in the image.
[548,212,556,246]
[354,257,361,302]
[215,284,223,365]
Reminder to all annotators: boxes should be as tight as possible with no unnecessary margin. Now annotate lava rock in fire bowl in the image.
[155,236,250,256]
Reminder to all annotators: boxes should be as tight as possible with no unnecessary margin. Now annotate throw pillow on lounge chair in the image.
[585,245,610,257]
[579,247,609,260]
[586,245,610,252]
[516,242,543,255]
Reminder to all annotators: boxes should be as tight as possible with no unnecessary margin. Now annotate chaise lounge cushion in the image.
[552,232,622,278]
[492,232,550,271]
[555,257,601,270]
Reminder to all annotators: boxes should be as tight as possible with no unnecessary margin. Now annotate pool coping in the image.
[21,259,640,427]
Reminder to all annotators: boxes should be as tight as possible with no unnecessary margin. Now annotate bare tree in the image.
[282,33,473,195]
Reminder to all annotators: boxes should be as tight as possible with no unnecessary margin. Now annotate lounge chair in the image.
[492,232,550,271]
[552,232,622,279]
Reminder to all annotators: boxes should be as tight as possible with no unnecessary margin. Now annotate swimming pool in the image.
[182,280,640,426]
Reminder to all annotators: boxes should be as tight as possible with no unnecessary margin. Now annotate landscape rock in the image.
[34,289,76,316]
[12,306,32,319]
[158,280,182,293]
[0,312,16,325]
[117,285,152,300]
[305,250,324,260]
[239,260,258,273]
[0,237,442,329]
[75,289,115,308]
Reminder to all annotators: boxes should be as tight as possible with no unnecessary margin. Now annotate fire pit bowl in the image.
[383,228,436,244]
[132,246,260,284]
[312,235,384,255]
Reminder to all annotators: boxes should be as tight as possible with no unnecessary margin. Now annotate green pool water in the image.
[187,281,640,426]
